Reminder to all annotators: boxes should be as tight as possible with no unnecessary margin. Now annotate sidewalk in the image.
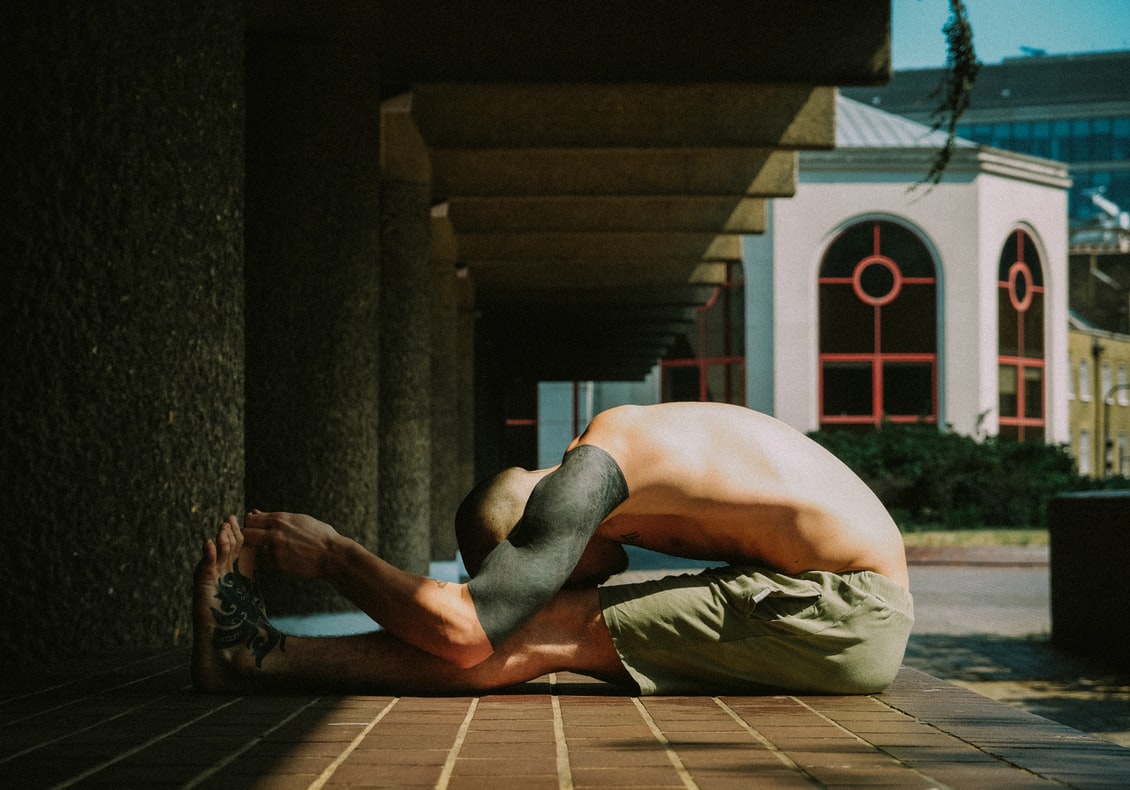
[903,549,1130,749]
[3,548,1129,788]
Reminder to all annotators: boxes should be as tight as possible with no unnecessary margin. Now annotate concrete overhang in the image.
[250,1,892,381]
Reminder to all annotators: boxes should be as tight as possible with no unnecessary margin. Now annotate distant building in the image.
[747,96,1069,442]
[843,50,1130,228]
[1068,238,1130,475]
[538,97,1071,460]
[1068,311,1130,476]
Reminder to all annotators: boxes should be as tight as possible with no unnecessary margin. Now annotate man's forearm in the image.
[321,537,494,668]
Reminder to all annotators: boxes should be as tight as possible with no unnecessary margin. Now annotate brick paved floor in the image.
[4,651,1130,789]
[5,552,1130,788]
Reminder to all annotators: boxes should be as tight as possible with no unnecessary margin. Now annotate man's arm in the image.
[468,444,629,647]
[242,512,493,668]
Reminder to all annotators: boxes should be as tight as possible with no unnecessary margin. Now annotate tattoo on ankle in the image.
[211,559,286,667]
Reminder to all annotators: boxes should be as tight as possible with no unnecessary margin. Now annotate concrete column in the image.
[244,34,382,613]
[378,103,433,574]
[429,208,462,561]
[456,268,478,505]
[1,1,245,665]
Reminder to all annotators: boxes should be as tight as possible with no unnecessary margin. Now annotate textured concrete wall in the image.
[378,179,433,573]
[0,2,245,668]
[243,34,383,614]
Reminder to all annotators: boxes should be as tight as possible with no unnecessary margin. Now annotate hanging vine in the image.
[920,0,982,187]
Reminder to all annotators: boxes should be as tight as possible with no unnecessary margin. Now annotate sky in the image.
[892,0,1130,69]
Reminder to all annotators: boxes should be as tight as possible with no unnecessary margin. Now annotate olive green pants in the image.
[600,566,914,695]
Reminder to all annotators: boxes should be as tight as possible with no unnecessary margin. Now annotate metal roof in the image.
[835,94,975,149]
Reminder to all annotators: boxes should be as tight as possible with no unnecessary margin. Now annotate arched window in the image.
[997,229,1045,441]
[818,220,937,429]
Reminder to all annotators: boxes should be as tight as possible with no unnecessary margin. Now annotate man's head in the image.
[454,464,629,587]
[454,467,543,577]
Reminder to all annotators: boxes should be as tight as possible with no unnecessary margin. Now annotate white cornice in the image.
[800,146,1071,190]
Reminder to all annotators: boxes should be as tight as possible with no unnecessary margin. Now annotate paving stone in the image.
[5,558,1130,790]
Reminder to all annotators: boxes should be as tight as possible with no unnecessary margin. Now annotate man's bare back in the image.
[572,403,909,588]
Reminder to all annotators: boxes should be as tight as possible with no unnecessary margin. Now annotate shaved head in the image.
[454,467,539,576]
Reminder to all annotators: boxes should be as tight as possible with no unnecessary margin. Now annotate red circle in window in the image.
[852,255,903,306]
[1008,261,1034,312]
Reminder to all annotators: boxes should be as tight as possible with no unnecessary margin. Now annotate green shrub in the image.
[808,422,1126,529]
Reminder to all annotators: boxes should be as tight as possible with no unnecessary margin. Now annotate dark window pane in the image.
[705,362,746,407]
[823,362,873,416]
[881,285,937,353]
[991,124,1010,148]
[820,284,874,353]
[878,222,934,277]
[998,232,1018,279]
[663,366,700,402]
[1071,119,1091,160]
[858,260,896,301]
[820,223,874,277]
[1113,118,1129,161]
[820,221,935,279]
[883,362,934,416]
[1024,292,1044,355]
[1025,366,1044,418]
[999,288,1019,356]
[1031,122,1052,158]
[1022,233,1043,285]
[702,283,745,358]
[1000,364,1018,417]
[1093,119,1112,160]
[1052,120,1070,160]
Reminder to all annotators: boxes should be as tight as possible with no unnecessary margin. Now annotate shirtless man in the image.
[193,402,913,695]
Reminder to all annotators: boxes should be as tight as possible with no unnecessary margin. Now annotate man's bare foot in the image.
[192,516,286,692]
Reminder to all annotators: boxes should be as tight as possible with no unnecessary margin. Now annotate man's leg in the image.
[192,517,632,694]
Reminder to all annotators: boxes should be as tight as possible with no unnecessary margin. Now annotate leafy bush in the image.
[808,423,1128,529]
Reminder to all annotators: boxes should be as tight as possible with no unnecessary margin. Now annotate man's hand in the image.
[242,510,342,579]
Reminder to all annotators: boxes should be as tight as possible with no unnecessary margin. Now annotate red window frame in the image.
[660,265,746,405]
[819,221,938,428]
[997,229,1045,442]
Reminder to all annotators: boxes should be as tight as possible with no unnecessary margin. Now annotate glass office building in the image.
[844,50,1130,226]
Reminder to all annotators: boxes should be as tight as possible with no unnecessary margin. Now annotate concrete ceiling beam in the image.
[476,283,718,308]
[430,148,796,199]
[481,306,699,329]
[447,196,766,235]
[380,94,430,183]
[469,259,730,291]
[457,232,742,263]
[410,85,835,150]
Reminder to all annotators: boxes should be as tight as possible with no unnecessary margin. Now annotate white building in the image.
[540,96,1071,460]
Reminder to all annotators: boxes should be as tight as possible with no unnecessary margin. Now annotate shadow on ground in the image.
[905,632,1130,745]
